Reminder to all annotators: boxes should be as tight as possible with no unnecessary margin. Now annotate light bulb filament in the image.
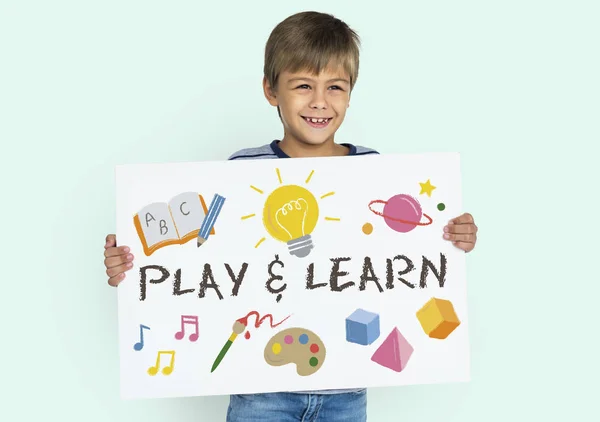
[275,198,309,240]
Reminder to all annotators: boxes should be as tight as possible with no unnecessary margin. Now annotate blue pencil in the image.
[197,193,226,246]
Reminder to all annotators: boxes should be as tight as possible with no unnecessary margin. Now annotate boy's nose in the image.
[309,93,328,109]
[310,103,327,109]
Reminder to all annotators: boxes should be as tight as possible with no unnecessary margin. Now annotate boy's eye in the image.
[295,84,345,91]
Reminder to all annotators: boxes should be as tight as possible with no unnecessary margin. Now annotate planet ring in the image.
[368,200,433,226]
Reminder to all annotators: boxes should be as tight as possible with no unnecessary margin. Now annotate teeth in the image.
[307,118,328,123]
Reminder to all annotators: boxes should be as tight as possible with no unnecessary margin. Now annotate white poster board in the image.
[115,152,469,399]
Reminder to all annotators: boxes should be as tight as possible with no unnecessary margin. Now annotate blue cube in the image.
[345,308,380,345]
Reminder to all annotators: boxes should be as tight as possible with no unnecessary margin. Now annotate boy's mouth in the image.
[302,116,332,128]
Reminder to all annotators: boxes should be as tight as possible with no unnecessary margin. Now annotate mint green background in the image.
[1,1,598,421]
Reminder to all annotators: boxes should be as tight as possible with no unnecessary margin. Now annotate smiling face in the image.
[263,64,352,154]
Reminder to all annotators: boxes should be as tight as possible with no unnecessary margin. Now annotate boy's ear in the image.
[263,76,279,107]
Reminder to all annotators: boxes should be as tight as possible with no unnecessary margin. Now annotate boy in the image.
[103,11,478,421]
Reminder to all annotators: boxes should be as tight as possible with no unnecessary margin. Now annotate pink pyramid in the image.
[370,327,413,372]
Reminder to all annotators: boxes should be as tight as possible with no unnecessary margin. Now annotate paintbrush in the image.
[210,320,246,372]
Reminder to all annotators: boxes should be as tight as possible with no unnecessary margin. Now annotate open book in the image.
[133,192,215,256]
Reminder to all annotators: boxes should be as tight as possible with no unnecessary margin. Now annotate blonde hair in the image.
[264,11,361,92]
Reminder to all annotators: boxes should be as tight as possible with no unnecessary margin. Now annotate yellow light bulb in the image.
[262,184,319,257]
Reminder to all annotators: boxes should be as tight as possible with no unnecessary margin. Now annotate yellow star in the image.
[419,179,436,197]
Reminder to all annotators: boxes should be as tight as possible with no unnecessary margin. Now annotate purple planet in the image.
[369,194,433,233]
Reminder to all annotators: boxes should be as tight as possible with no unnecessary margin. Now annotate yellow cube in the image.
[416,297,461,339]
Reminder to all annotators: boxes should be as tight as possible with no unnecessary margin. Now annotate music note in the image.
[133,324,150,351]
[147,350,176,376]
[174,315,199,342]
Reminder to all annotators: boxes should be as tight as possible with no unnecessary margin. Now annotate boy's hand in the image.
[104,234,134,286]
[443,213,477,253]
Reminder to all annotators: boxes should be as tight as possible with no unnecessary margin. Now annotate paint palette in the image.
[263,327,326,376]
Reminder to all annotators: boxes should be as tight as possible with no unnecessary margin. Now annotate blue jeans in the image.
[226,390,367,421]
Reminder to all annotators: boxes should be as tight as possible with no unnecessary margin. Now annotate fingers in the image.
[104,245,130,258]
[444,231,476,241]
[444,213,477,253]
[106,258,133,286]
[449,213,474,225]
[105,257,134,278]
[105,234,117,249]
[108,273,126,287]
[107,261,133,279]
[443,220,477,241]
[104,241,134,287]
[452,241,475,253]
[444,222,478,235]
[104,253,134,271]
